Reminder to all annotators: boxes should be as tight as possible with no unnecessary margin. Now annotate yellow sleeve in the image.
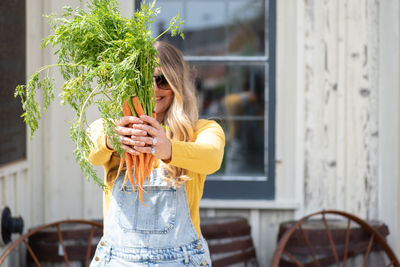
[167,120,225,175]
[87,119,115,166]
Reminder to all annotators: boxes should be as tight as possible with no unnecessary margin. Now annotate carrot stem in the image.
[127,97,137,117]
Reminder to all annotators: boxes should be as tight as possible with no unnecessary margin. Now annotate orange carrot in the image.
[118,100,132,189]
[117,96,154,206]
[116,155,125,184]
[134,154,140,190]
[122,100,133,116]
[138,154,148,206]
[125,152,135,189]
[132,96,145,116]
[143,154,151,183]
[121,170,128,190]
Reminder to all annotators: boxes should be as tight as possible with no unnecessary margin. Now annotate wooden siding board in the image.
[26,0,45,228]
[259,210,295,267]
[304,0,333,212]
[250,210,261,255]
[4,174,16,213]
[82,170,103,220]
[15,172,22,216]
[303,0,379,220]
[336,0,347,212]
[346,0,364,216]
[345,0,379,219]
[43,0,84,222]
[322,0,339,211]
[365,0,379,220]
[21,169,30,227]
[276,0,298,201]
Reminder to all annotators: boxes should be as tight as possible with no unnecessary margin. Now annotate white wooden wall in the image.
[1,1,399,267]
[302,0,380,218]
[0,0,135,265]
[201,0,400,266]
[26,0,134,223]
[300,0,400,256]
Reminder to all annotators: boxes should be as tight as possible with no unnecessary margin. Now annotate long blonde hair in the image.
[154,41,198,186]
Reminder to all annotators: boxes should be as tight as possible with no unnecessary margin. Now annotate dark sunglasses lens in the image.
[154,75,169,89]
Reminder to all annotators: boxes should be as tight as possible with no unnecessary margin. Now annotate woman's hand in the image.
[130,115,172,161]
[106,116,146,155]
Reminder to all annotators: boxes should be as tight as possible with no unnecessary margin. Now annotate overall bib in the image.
[90,167,212,266]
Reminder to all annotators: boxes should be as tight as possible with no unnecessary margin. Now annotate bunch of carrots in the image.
[14,0,183,191]
[116,96,156,205]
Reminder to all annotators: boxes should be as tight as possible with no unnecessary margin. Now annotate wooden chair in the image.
[270,210,400,267]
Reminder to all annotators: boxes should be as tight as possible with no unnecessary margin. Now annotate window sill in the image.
[200,199,299,210]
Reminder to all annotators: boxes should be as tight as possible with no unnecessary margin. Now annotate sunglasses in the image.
[152,74,170,90]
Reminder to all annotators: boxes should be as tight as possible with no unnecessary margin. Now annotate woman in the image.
[87,41,225,266]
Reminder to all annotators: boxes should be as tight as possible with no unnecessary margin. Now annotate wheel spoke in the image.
[85,225,96,267]
[362,235,374,267]
[342,218,351,267]
[23,239,42,267]
[284,251,305,267]
[57,224,71,267]
[299,225,321,267]
[322,213,339,266]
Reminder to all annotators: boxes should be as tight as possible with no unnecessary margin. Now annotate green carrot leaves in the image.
[15,0,183,186]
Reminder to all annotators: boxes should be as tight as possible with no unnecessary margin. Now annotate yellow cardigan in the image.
[87,119,225,238]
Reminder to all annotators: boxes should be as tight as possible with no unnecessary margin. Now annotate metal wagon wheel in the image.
[0,219,103,267]
[270,210,400,267]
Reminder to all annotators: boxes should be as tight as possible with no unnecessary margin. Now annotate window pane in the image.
[0,0,26,165]
[227,0,265,56]
[151,0,265,56]
[193,63,266,178]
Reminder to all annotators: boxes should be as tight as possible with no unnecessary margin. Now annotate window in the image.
[136,0,276,199]
[0,0,26,166]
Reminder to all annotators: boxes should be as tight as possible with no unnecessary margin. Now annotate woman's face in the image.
[154,68,174,122]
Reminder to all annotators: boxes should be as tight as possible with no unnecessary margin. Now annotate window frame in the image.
[135,0,276,199]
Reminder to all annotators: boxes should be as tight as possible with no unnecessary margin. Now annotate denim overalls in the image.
[90,166,212,266]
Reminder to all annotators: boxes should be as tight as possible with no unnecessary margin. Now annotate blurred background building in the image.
[1,0,399,266]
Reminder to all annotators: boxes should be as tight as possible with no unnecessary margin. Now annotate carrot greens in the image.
[14,0,183,186]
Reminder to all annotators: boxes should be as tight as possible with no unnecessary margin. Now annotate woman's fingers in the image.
[133,138,171,161]
[114,115,171,159]
[116,116,143,127]
[119,136,145,147]
[130,135,154,145]
[121,144,139,156]
[116,126,147,136]
[133,145,152,154]
[139,115,164,130]
[131,123,158,137]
